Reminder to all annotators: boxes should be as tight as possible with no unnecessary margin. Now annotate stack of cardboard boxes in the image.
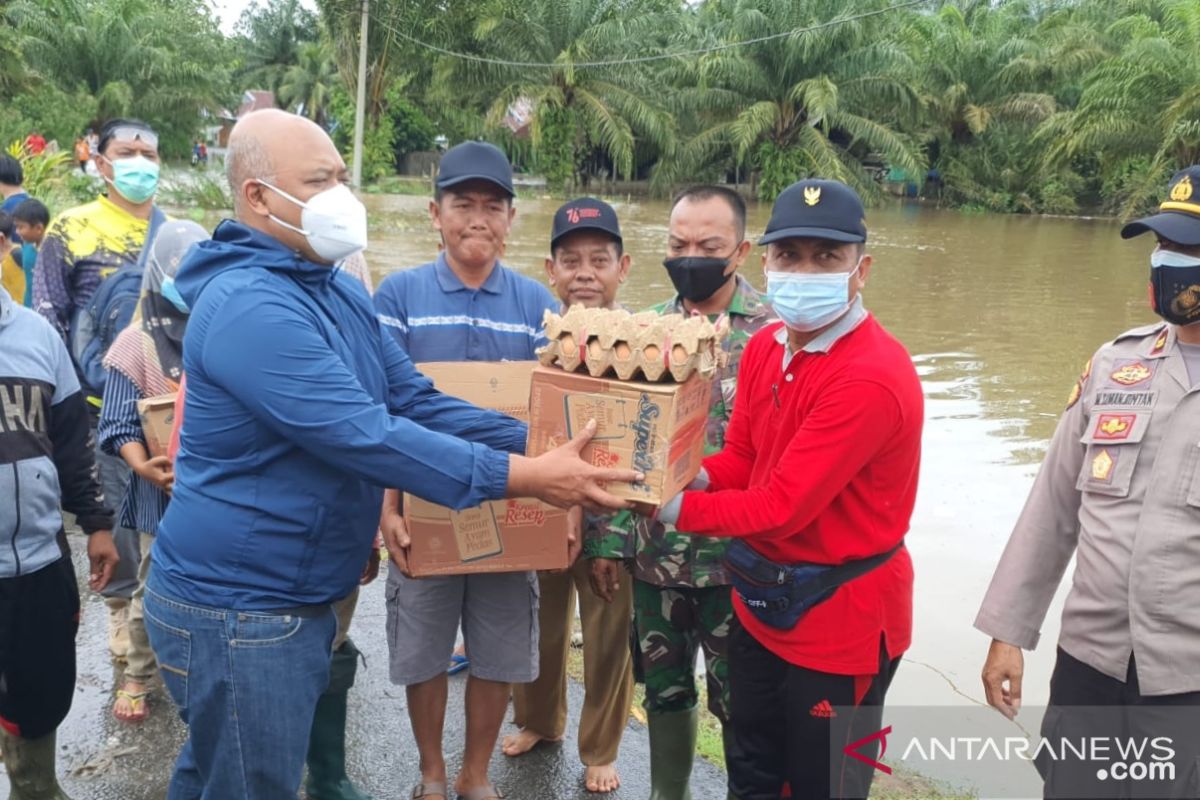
[403,327,712,576]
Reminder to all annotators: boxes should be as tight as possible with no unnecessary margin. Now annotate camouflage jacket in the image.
[584,275,776,587]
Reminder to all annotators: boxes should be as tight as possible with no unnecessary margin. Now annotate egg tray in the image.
[536,305,729,382]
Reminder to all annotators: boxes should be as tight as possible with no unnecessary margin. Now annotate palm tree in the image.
[665,0,925,200]
[9,0,229,150]
[235,0,318,97]
[279,41,338,125]
[898,1,1106,212]
[439,0,678,189]
[1036,0,1200,216]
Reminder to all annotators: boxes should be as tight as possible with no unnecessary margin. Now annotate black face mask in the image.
[1151,253,1200,326]
[662,253,737,303]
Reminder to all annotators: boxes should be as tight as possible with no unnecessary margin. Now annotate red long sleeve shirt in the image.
[675,312,923,674]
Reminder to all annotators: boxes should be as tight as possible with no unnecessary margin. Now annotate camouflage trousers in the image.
[633,579,732,725]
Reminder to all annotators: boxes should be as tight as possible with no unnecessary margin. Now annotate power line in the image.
[372,0,935,70]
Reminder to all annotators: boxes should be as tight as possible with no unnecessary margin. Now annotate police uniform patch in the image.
[1093,413,1136,441]
[1093,390,1156,409]
[1108,360,1155,387]
[1067,358,1092,409]
[1091,449,1116,482]
[1067,381,1082,409]
[1149,328,1169,357]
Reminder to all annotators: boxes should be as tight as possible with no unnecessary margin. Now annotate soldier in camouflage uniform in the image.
[590,185,774,800]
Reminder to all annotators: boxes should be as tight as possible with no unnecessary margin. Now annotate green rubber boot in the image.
[0,729,74,800]
[647,707,699,800]
[304,639,374,800]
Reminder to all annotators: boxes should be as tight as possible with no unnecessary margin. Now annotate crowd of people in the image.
[1,107,1199,800]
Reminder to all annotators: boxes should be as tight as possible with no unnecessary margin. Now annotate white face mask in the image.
[258,181,368,262]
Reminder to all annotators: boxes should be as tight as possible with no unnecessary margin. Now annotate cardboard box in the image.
[405,361,569,577]
[137,393,178,460]
[526,366,710,504]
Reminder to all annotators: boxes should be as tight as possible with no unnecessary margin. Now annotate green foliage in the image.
[329,86,395,180]
[7,0,231,157]
[6,0,1200,216]
[755,142,811,201]
[4,142,76,199]
[439,0,677,185]
[389,96,437,162]
[234,0,318,97]
[667,0,924,200]
[0,87,98,152]
[535,105,577,192]
[278,40,339,124]
[162,173,233,211]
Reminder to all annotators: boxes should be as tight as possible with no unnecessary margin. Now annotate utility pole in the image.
[351,0,369,188]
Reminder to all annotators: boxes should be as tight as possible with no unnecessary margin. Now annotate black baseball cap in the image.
[1121,166,1200,246]
[758,179,867,245]
[551,197,622,248]
[436,141,514,197]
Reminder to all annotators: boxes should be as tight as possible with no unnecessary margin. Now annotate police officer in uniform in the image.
[977,166,1200,798]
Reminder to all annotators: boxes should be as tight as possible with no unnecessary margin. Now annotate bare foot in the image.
[113,680,149,722]
[585,764,620,793]
[501,728,562,757]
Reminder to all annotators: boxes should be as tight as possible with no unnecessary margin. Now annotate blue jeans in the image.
[143,587,336,800]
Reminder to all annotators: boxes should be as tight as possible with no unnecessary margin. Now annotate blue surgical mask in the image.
[104,155,160,204]
[766,259,862,332]
[159,276,188,313]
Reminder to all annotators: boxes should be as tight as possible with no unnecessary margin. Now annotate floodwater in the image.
[361,193,1159,710]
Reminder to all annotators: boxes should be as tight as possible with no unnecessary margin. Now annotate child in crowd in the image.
[0,212,32,308]
[98,221,209,723]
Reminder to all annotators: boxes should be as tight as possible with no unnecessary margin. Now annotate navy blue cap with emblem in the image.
[436,140,514,197]
[550,197,622,249]
[1121,165,1200,246]
[758,179,868,245]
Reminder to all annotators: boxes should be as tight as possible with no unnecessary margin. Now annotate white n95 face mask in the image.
[258,181,368,262]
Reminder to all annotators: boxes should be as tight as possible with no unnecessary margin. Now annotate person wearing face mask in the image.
[593,185,774,799]
[31,118,166,669]
[976,166,1200,799]
[646,179,923,800]
[142,110,637,800]
[98,221,209,725]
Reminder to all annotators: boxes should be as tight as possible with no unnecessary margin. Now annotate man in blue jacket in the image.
[144,110,639,800]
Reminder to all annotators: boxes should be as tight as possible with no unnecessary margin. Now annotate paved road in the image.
[1,536,728,799]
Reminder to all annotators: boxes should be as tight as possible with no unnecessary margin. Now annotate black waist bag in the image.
[724,539,903,631]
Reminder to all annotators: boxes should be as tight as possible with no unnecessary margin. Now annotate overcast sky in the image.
[208,0,317,35]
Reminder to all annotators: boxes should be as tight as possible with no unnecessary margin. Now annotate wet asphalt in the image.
[0,534,727,799]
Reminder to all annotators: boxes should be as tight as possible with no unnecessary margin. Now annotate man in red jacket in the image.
[652,179,923,800]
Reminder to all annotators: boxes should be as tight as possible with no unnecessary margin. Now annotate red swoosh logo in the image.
[843,725,893,775]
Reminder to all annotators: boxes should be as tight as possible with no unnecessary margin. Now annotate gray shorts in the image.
[385,568,540,685]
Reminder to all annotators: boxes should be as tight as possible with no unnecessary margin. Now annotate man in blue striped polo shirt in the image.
[375,141,558,800]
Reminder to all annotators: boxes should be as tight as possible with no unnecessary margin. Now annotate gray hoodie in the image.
[0,286,112,578]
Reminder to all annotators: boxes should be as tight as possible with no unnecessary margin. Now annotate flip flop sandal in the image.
[457,786,505,800]
[113,689,149,723]
[447,653,469,675]
[412,782,448,799]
